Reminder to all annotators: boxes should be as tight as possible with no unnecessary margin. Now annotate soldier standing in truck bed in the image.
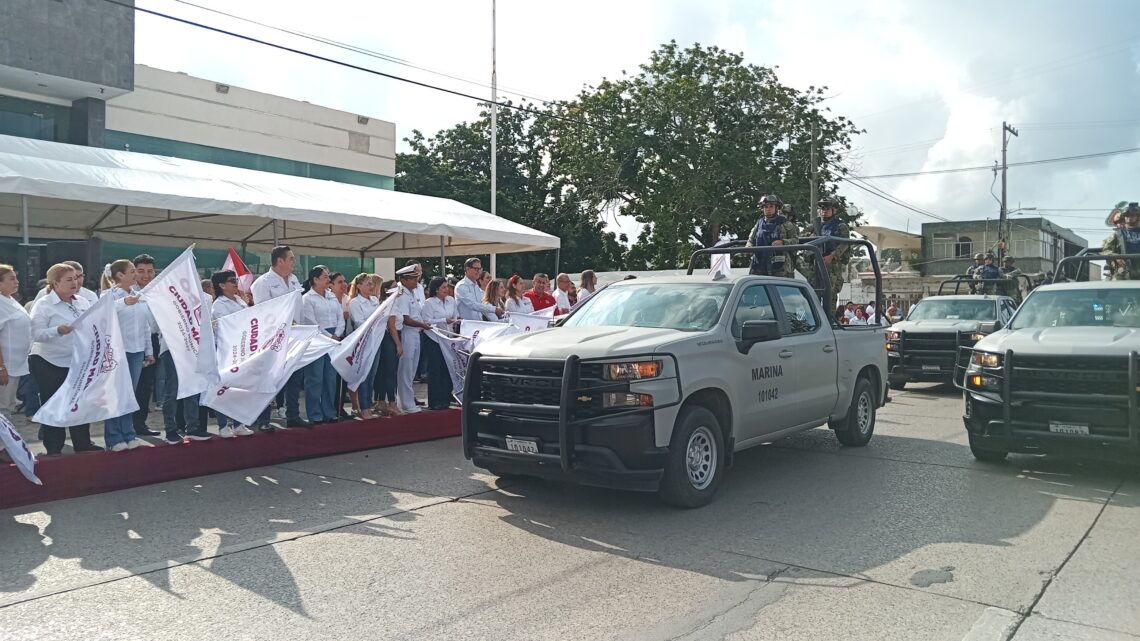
[1103,203,1140,280]
[799,197,850,320]
[1000,256,1023,304]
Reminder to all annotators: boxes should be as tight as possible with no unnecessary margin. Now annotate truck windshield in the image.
[1010,288,1140,329]
[563,283,733,331]
[907,299,996,321]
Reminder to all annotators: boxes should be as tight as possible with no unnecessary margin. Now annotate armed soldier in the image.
[746,194,799,277]
[1102,202,1140,280]
[976,252,1001,294]
[966,252,984,293]
[1000,256,1023,304]
[799,197,850,319]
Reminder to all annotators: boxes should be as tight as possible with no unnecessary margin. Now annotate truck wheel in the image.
[968,434,1008,463]
[888,379,906,391]
[832,377,876,447]
[659,406,724,509]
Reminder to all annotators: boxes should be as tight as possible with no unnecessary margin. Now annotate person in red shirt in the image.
[523,273,556,312]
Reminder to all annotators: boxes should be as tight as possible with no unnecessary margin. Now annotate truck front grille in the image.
[479,362,563,406]
[1010,355,1129,396]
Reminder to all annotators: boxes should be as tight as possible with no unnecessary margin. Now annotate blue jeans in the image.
[356,343,382,410]
[375,332,399,402]
[304,353,338,422]
[104,351,145,447]
[160,351,198,437]
[17,374,40,416]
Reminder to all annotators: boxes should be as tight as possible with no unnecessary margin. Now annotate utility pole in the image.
[998,121,1018,261]
[809,121,818,231]
[489,0,498,279]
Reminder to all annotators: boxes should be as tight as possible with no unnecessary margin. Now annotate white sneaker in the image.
[219,426,236,438]
[233,425,255,437]
[125,439,143,450]
[110,442,129,452]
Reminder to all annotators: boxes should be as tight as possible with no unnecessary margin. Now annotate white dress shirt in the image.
[0,295,32,377]
[505,296,535,315]
[30,291,91,367]
[348,295,380,329]
[35,286,98,305]
[553,288,572,313]
[576,288,595,306]
[422,296,458,330]
[455,276,497,321]
[212,294,248,319]
[389,285,424,332]
[103,286,153,357]
[251,270,302,323]
[302,289,345,337]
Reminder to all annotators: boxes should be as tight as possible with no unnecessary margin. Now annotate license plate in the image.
[505,437,540,454]
[1049,422,1090,436]
[922,365,941,372]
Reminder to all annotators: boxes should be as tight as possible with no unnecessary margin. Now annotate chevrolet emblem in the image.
[577,395,592,402]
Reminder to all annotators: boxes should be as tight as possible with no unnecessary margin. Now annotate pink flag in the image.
[222,248,254,293]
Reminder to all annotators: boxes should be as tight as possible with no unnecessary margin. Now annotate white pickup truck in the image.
[461,240,889,507]
[961,250,1140,463]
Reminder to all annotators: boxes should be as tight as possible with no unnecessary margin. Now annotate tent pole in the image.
[21,195,29,245]
[359,251,365,274]
[554,249,560,276]
[272,220,279,245]
[440,236,446,278]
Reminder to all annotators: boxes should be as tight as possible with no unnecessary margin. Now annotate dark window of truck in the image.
[774,285,819,334]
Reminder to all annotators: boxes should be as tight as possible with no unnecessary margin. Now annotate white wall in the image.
[106,65,396,177]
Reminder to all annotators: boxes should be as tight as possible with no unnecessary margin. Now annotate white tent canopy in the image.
[0,134,560,258]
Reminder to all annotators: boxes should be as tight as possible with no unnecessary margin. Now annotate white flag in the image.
[1,414,41,485]
[508,312,552,333]
[426,328,470,403]
[141,246,216,398]
[33,294,140,427]
[459,320,521,351]
[213,291,298,393]
[710,253,732,280]
[201,326,335,426]
[533,305,556,319]
[329,293,397,391]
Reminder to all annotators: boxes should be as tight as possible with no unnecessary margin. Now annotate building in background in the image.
[919,218,1087,276]
[0,0,398,289]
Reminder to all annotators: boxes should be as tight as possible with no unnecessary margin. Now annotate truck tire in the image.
[659,406,725,509]
[888,379,906,391]
[968,434,1008,463]
[831,377,876,447]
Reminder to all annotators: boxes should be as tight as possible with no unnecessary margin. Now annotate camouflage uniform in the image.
[966,253,984,293]
[746,213,800,277]
[1102,224,1140,280]
[799,213,850,317]
[1000,259,1023,304]
[976,259,1001,295]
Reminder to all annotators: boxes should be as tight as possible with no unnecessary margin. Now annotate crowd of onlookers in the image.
[833,300,906,325]
[0,248,602,459]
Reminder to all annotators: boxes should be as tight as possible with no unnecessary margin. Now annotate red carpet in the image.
[0,409,460,510]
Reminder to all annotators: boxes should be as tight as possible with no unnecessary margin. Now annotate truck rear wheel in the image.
[832,377,876,447]
[659,406,724,508]
[968,434,1008,463]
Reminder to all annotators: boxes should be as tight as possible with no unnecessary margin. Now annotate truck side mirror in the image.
[739,320,781,353]
[978,321,1000,333]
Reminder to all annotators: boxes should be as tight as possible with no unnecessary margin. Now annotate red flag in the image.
[222,248,254,293]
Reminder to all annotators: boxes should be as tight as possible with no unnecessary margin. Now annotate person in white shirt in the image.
[33,260,98,305]
[392,265,432,413]
[249,245,309,428]
[130,254,161,437]
[553,273,573,314]
[455,257,503,321]
[865,302,878,325]
[209,270,255,437]
[504,275,534,314]
[98,260,156,451]
[0,264,32,428]
[300,265,345,423]
[347,273,382,419]
[421,276,459,410]
[482,279,507,322]
[29,263,100,455]
[576,270,598,307]
[843,301,858,323]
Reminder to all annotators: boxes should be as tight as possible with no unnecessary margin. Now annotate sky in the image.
[132,0,1140,248]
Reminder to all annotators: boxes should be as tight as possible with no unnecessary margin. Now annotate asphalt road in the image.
[1,383,1138,641]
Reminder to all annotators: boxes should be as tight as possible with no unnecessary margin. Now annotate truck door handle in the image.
[779,350,794,359]
[823,345,835,353]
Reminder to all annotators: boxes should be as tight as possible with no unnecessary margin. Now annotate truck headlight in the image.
[968,332,986,342]
[966,373,1001,392]
[602,392,654,408]
[604,361,662,381]
[971,351,1002,368]
[885,331,901,341]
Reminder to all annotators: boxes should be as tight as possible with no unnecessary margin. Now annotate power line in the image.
[847,145,1140,180]
[836,172,951,223]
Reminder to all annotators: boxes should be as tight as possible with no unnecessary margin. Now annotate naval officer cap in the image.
[396,265,418,277]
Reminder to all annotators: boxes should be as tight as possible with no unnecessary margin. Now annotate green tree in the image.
[550,41,864,269]
[395,101,626,278]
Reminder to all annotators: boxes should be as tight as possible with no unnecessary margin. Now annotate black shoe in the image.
[74,444,105,453]
[256,423,276,432]
[164,434,184,445]
[135,427,160,437]
[186,430,213,441]
[287,418,313,428]
[415,400,426,406]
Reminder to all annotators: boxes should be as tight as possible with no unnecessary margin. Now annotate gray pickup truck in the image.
[462,240,889,507]
[960,250,1140,463]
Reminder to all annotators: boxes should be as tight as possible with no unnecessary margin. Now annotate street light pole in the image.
[998,121,1018,261]
[489,0,498,279]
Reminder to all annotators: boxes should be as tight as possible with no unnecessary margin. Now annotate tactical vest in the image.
[1117,228,1140,255]
[751,215,788,274]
